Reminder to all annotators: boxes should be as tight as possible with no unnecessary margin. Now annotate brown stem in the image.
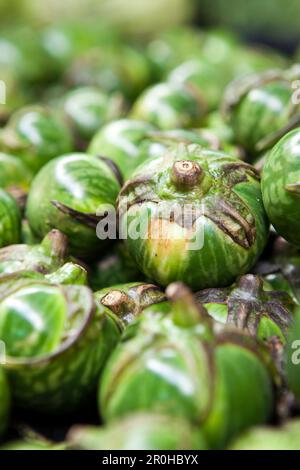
[171,160,202,188]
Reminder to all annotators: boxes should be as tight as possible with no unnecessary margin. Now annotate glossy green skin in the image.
[66,44,152,100]
[61,87,125,143]
[0,280,121,412]
[118,146,269,290]
[0,367,10,437]
[226,80,297,157]
[286,309,300,401]
[0,440,67,450]
[69,414,207,450]
[262,129,300,247]
[0,230,69,278]
[99,305,273,449]
[0,107,72,174]
[89,243,145,291]
[196,274,294,343]
[0,189,21,248]
[88,119,156,180]
[229,419,300,450]
[95,282,165,327]
[130,82,206,130]
[26,153,121,258]
[168,59,229,111]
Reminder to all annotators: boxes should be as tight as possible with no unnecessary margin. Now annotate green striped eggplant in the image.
[168,58,231,111]
[262,128,300,248]
[0,367,10,438]
[0,106,72,174]
[229,419,300,450]
[68,413,207,450]
[0,189,21,248]
[130,82,206,130]
[88,119,157,180]
[0,230,69,278]
[286,309,300,402]
[26,153,122,258]
[88,119,224,180]
[0,278,121,413]
[99,282,275,449]
[94,282,165,327]
[0,152,32,207]
[89,243,145,291]
[0,69,30,122]
[196,274,294,343]
[60,87,125,146]
[65,44,152,100]
[222,67,300,158]
[118,144,269,290]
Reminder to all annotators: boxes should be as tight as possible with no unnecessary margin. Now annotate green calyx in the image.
[196,274,294,343]
[0,229,69,278]
[118,144,269,290]
[0,106,72,174]
[95,282,165,328]
[26,153,121,258]
[99,283,274,449]
[0,278,121,412]
[262,128,300,247]
[68,413,207,450]
[222,67,300,157]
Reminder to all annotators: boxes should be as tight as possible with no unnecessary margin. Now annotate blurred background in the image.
[0,0,299,49]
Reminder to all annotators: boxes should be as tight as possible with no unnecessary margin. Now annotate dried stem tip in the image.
[101,290,130,315]
[171,160,202,188]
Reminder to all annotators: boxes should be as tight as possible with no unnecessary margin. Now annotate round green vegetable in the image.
[26,153,121,258]
[229,419,300,450]
[0,106,72,173]
[262,128,300,247]
[196,274,294,343]
[88,119,221,180]
[99,282,274,449]
[88,119,156,180]
[118,144,269,289]
[168,59,230,111]
[222,67,300,158]
[95,282,165,327]
[68,413,207,450]
[0,277,121,413]
[61,87,125,145]
[130,82,206,130]
[0,189,21,248]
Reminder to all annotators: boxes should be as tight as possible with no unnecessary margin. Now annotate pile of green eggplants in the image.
[0,20,300,451]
